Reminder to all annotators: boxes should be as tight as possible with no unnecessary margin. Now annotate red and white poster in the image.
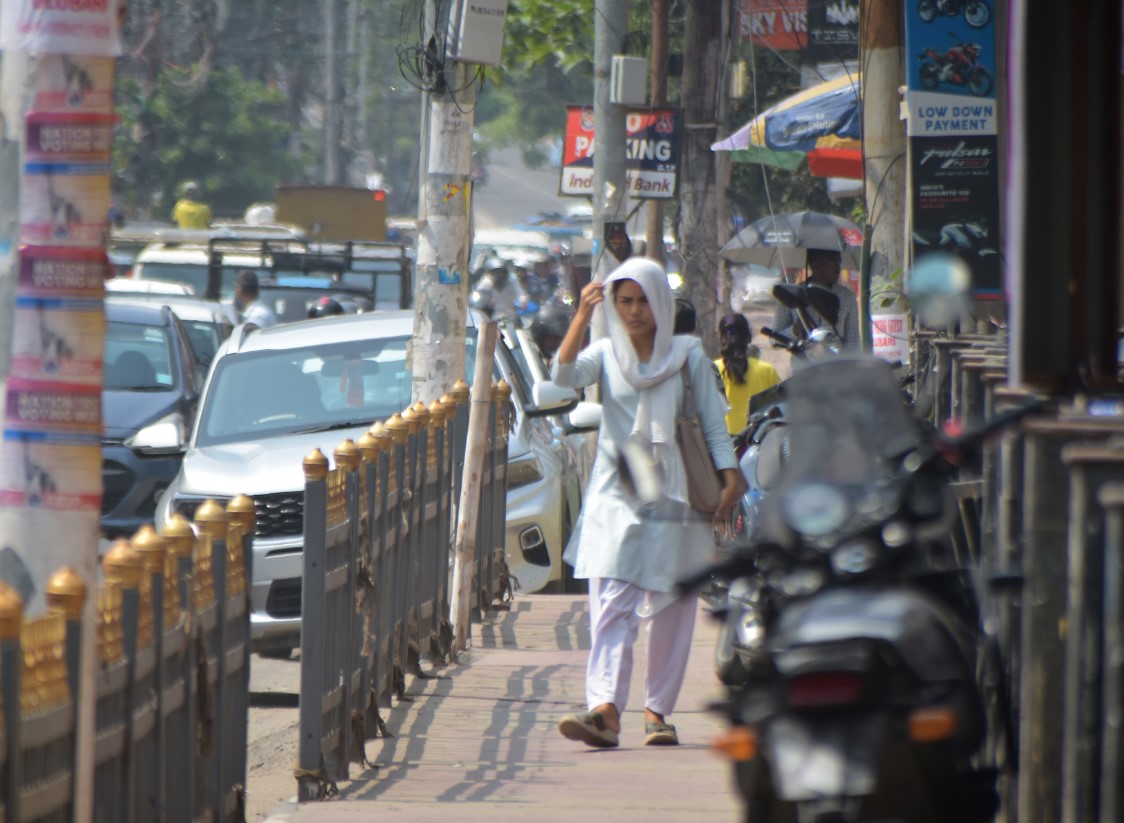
[560,106,682,199]
[0,0,123,56]
[0,439,102,512]
[738,0,808,51]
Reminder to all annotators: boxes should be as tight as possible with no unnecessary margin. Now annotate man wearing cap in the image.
[234,270,279,328]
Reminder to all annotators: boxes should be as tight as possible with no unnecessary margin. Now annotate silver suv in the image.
[155,311,584,655]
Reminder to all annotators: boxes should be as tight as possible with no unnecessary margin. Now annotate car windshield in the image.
[196,331,485,446]
[104,321,176,391]
[137,263,269,301]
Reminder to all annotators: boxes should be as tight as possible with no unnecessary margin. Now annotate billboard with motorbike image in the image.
[904,0,996,136]
[905,0,1001,298]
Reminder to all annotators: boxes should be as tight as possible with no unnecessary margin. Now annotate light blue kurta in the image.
[553,338,737,593]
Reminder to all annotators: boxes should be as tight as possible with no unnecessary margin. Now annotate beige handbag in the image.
[675,362,748,514]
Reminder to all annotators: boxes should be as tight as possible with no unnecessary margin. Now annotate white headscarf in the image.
[602,257,698,503]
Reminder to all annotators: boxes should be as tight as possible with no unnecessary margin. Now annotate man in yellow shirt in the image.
[714,313,781,434]
[171,181,212,229]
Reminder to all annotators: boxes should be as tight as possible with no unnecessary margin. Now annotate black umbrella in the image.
[720,210,863,269]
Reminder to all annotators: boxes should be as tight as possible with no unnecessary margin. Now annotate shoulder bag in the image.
[675,360,749,514]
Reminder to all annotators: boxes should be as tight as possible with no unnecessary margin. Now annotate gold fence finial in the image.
[103,540,144,589]
[227,494,256,533]
[0,583,24,640]
[357,431,379,463]
[46,567,86,620]
[386,412,410,444]
[334,439,361,472]
[194,499,228,540]
[303,449,329,482]
[451,379,470,404]
[131,524,167,574]
[163,513,196,559]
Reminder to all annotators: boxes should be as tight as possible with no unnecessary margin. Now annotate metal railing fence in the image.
[296,380,511,800]
[0,498,254,823]
[910,329,1124,823]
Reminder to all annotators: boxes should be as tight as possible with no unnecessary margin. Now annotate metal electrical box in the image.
[447,0,509,67]
[611,56,648,105]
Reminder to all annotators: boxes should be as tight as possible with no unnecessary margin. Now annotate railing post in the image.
[162,513,197,822]
[227,494,256,811]
[1099,482,1124,823]
[356,431,381,735]
[0,584,24,823]
[1060,444,1124,823]
[385,413,410,694]
[103,539,145,823]
[132,526,168,823]
[493,381,511,604]
[298,449,329,802]
[371,421,395,710]
[195,499,230,819]
[334,439,361,770]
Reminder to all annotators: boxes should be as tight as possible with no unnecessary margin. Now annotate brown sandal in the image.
[558,711,620,748]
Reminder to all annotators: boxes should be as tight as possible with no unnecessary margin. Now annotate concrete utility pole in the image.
[591,0,629,291]
[0,20,122,816]
[410,10,475,404]
[678,0,723,355]
[644,0,668,265]
[860,0,906,319]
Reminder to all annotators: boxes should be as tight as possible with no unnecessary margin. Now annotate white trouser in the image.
[585,577,697,717]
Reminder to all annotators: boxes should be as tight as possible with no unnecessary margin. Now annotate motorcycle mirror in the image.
[806,284,841,327]
[616,441,665,506]
[771,283,809,310]
[908,252,972,328]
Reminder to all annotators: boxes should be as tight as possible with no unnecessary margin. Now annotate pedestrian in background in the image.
[171,181,212,229]
[715,313,780,435]
[234,270,279,328]
[552,257,738,749]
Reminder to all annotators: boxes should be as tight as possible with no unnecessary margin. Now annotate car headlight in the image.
[506,455,544,490]
[831,540,879,575]
[125,412,186,454]
[781,482,850,539]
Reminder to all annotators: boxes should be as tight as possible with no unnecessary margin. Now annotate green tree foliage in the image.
[114,67,301,219]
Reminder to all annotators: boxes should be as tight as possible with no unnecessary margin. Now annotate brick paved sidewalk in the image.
[264,594,743,823]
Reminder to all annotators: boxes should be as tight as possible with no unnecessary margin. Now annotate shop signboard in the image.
[560,106,681,199]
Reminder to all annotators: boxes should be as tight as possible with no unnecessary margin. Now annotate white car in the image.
[155,311,584,656]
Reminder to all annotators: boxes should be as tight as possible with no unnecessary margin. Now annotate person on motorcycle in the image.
[551,257,739,749]
[171,181,212,229]
[714,313,780,435]
[472,257,527,320]
[771,248,860,352]
[529,303,572,364]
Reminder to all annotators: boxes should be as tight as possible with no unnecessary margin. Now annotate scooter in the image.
[682,357,1038,822]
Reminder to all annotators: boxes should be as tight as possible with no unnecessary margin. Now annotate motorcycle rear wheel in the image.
[920,64,940,90]
[917,0,937,23]
[964,1,991,28]
[969,68,994,96]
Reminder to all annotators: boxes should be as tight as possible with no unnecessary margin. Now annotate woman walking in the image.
[552,257,739,748]
[714,313,780,435]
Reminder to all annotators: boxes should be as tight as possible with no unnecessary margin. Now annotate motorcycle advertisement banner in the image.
[910,135,1002,297]
[905,0,1001,298]
[904,0,996,136]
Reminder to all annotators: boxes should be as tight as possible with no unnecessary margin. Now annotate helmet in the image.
[308,296,345,318]
[181,181,200,198]
[530,304,572,358]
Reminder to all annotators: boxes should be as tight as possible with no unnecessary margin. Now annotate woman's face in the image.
[613,279,656,340]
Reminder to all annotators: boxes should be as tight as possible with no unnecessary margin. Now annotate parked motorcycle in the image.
[713,283,842,686]
[919,36,993,97]
[678,357,1038,823]
[917,0,991,29]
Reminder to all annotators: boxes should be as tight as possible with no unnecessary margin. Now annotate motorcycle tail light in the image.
[710,725,758,762]
[909,706,958,742]
[787,672,864,708]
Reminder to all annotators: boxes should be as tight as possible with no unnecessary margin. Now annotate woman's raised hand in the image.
[576,282,605,320]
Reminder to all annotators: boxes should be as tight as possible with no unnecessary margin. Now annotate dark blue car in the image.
[101,299,203,538]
